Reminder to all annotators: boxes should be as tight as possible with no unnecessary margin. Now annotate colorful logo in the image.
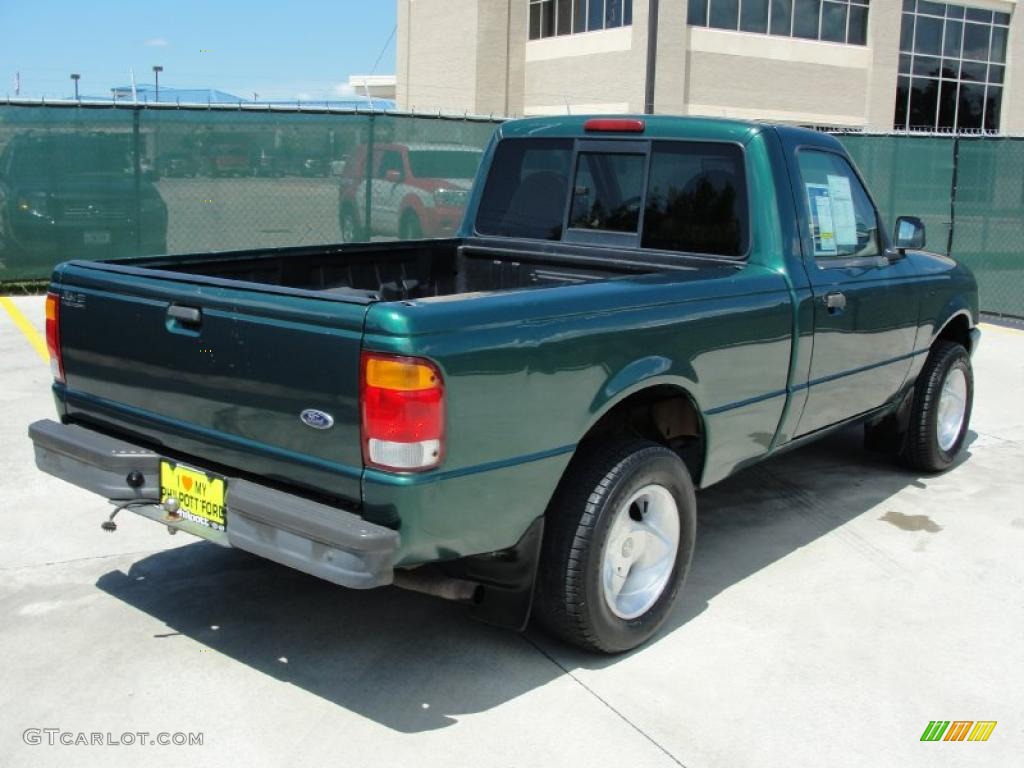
[921,721,997,742]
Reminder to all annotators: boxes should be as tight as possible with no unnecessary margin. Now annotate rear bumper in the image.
[28,419,399,589]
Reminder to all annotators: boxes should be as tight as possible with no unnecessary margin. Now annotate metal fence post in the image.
[946,135,960,258]
[132,107,143,255]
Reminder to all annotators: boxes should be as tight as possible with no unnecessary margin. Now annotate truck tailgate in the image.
[53,261,369,504]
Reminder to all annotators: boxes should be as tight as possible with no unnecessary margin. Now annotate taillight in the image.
[361,352,444,472]
[45,292,64,383]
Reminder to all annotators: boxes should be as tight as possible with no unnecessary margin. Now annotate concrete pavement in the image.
[1,294,1021,767]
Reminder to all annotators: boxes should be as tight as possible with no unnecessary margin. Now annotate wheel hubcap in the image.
[600,484,680,620]
[936,367,968,453]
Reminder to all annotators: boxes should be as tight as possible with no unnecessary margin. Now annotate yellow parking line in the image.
[0,296,49,362]
[978,322,1024,336]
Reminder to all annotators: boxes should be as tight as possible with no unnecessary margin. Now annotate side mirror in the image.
[893,216,926,251]
[385,169,402,183]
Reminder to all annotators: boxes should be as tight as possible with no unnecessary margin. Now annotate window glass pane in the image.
[557,0,573,35]
[964,8,992,23]
[962,23,990,60]
[848,5,868,44]
[796,151,880,259]
[740,0,770,33]
[957,81,984,130]
[943,20,961,56]
[606,0,623,28]
[569,153,646,233]
[642,142,748,257]
[542,0,555,36]
[902,0,916,12]
[993,12,1010,26]
[793,0,822,39]
[899,54,912,74]
[937,79,958,128]
[900,13,914,51]
[709,0,740,30]
[945,5,964,20]
[914,15,943,56]
[988,64,1004,85]
[895,76,910,130]
[624,0,633,25]
[959,60,986,82]
[989,26,1007,62]
[984,86,1002,131]
[770,0,793,35]
[574,0,587,32]
[909,77,939,129]
[588,0,605,30]
[529,3,541,39]
[913,55,941,77]
[688,0,708,26]
[917,1,945,17]
[476,139,573,240]
[941,58,959,79]
[820,1,847,42]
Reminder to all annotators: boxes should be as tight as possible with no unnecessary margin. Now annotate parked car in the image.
[339,142,482,241]
[0,132,167,274]
[201,143,251,177]
[157,151,199,178]
[30,116,979,653]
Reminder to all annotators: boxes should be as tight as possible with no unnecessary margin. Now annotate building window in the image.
[529,0,633,40]
[895,1,1010,133]
[687,0,870,46]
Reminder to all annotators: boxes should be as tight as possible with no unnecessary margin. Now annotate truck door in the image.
[792,147,921,436]
[375,149,406,236]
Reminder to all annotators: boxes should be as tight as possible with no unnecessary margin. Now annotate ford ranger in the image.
[29,116,979,653]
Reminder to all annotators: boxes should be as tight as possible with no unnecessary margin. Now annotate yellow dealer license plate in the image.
[159,461,227,531]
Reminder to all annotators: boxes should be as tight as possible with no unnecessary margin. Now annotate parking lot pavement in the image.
[1,294,1021,768]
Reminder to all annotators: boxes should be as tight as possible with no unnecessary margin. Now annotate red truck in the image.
[338,143,482,241]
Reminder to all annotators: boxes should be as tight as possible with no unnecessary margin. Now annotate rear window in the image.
[642,142,748,257]
[475,139,573,240]
[475,138,748,257]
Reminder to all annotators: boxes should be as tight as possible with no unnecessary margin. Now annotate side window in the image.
[797,150,880,260]
[641,141,748,257]
[378,150,404,180]
[568,152,646,233]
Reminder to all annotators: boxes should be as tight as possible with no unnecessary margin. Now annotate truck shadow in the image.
[95,426,974,733]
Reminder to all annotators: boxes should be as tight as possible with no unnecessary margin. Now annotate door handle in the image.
[824,292,847,312]
[167,304,202,324]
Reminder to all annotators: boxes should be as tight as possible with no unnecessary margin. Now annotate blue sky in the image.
[0,0,396,100]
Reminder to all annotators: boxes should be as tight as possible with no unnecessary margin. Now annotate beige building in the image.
[397,0,1023,133]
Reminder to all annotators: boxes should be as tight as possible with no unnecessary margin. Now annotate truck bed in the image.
[105,238,675,302]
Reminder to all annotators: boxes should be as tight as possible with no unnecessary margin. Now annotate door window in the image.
[378,150,404,180]
[797,150,880,260]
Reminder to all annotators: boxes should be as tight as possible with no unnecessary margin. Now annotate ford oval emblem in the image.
[300,409,334,430]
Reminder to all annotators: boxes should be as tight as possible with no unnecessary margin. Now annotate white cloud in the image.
[333,82,357,97]
[145,38,168,47]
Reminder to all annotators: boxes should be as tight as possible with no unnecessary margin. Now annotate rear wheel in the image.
[902,341,973,472]
[340,208,363,242]
[399,211,423,241]
[535,440,696,653]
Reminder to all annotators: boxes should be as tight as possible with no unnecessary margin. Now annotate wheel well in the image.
[580,386,705,481]
[936,314,972,353]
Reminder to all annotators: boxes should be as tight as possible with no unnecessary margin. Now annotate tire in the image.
[902,341,974,473]
[399,211,423,241]
[535,439,697,654]
[340,208,363,242]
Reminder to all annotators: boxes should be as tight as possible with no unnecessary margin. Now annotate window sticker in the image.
[826,174,858,247]
[806,183,837,256]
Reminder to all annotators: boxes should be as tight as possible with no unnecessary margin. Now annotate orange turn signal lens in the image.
[363,356,439,391]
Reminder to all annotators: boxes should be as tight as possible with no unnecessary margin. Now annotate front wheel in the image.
[903,341,974,472]
[535,440,697,654]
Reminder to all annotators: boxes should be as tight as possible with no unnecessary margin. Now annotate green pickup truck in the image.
[30,116,979,653]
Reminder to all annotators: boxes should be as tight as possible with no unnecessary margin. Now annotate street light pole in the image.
[70,73,80,100]
[152,65,163,102]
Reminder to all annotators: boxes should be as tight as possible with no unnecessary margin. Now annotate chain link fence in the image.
[1,103,1021,317]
